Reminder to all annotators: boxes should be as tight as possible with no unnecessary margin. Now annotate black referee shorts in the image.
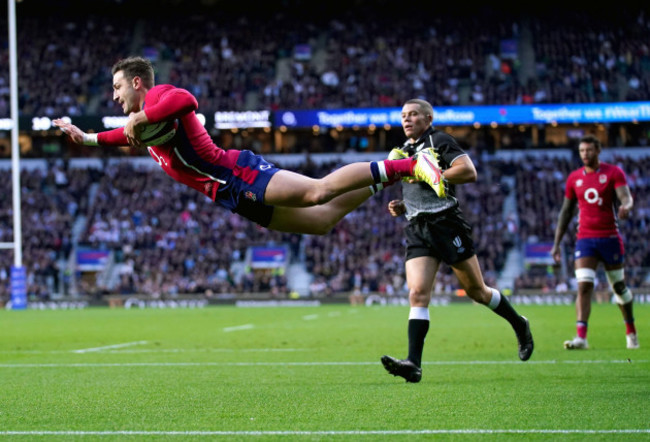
[404,208,476,265]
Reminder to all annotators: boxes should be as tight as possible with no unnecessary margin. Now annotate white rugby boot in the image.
[626,333,640,349]
[564,336,589,350]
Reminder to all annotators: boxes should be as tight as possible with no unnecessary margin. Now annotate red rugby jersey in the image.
[97,84,240,200]
[565,162,627,239]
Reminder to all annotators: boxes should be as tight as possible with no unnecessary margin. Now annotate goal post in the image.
[5,0,26,309]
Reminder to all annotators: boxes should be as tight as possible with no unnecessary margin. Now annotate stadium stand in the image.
[1,2,650,118]
[1,2,650,304]
[6,149,648,304]
[0,162,97,301]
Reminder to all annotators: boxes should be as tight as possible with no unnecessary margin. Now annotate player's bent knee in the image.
[613,286,633,305]
[303,188,335,206]
[606,268,633,304]
[613,281,626,294]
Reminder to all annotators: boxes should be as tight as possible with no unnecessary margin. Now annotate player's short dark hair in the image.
[112,57,155,88]
[579,134,601,150]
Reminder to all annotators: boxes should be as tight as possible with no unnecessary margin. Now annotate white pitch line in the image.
[421,359,644,365]
[223,324,254,332]
[71,341,148,354]
[0,429,648,436]
[111,348,307,354]
[0,359,646,369]
[0,348,307,355]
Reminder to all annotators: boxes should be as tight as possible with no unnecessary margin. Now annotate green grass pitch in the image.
[0,302,648,441]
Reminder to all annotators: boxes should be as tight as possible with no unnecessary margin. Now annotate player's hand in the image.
[550,244,561,264]
[124,113,145,148]
[388,199,406,217]
[53,119,85,144]
[618,205,631,220]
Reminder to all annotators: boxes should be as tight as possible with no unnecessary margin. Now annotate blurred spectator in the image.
[2,151,648,302]
[2,3,650,118]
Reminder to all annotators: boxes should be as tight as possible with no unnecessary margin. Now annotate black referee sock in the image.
[407,319,430,368]
[488,288,526,333]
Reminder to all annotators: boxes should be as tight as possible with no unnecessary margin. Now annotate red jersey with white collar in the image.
[96,84,245,201]
[565,162,627,239]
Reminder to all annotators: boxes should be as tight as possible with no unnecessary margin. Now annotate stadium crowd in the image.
[1,3,650,118]
[1,2,650,303]
[0,151,513,302]
[0,162,97,301]
[4,150,647,304]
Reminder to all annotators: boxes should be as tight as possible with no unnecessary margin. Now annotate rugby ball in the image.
[139,120,177,146]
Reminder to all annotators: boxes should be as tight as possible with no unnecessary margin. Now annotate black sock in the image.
[491,291,525,333]
[407,319,429,367]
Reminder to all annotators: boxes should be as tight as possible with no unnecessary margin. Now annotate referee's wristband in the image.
[82,133,99,146]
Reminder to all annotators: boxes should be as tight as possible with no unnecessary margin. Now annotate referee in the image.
[380,99,534,383]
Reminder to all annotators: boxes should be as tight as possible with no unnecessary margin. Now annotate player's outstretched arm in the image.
[53,119,87,145]
[54,118,128,147]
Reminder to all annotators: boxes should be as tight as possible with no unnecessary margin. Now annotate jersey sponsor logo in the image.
[584,188,603,205]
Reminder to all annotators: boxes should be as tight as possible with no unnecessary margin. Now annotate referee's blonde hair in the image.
[405,99,434,119]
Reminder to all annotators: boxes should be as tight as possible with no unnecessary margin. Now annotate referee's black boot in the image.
[516,316,534,361]
[381,355,422,383]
